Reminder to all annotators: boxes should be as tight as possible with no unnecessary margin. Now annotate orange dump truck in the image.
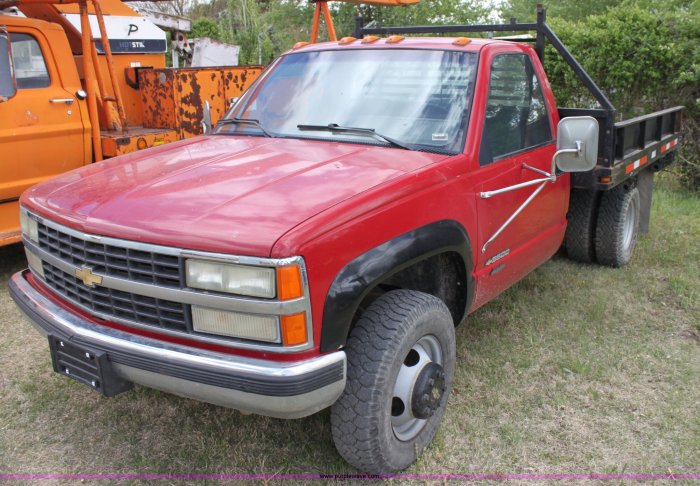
[0,0,263,245]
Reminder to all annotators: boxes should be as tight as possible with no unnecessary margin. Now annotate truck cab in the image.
[0,15,89,245]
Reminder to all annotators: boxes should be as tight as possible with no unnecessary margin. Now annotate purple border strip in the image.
[0,473,699,481]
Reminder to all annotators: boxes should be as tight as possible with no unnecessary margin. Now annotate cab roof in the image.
[287,36,506,55]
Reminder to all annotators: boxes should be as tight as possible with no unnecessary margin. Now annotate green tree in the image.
[501,0,622,22]
[536,2,699,189]
[190,18,221,39]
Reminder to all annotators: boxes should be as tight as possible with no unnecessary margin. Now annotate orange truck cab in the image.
[0,0,262,245]
[0,15,92,245]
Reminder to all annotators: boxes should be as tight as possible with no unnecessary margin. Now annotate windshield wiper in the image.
[217,117,275,138]
[297,123,413,151]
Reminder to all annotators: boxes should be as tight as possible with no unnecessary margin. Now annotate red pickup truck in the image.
[9,13,682,473]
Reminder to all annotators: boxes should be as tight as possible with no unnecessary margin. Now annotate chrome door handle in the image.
[49,98,74,105]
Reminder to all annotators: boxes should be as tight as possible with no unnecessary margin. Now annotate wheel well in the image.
[352,252,468,328]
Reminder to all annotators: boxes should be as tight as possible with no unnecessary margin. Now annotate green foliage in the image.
[502,0,622,22]
[332,0,493,34]
[256,0,493,62]
[530,2,700,191]
[190,18,221,40]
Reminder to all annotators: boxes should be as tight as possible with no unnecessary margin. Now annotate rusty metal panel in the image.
[222,66,263,106]
[101,127,179,157]
[175,68,226,139]
[139,69,178,129]
[137,66,263,139]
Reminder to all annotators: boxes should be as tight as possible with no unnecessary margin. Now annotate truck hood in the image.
[24,136,447,256]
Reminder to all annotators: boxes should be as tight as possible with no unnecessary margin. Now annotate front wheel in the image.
[330,290,456,473]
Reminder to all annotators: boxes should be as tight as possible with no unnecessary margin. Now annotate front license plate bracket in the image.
[48,335,133,397]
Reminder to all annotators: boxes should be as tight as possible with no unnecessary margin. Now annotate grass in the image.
[0,180,698,478]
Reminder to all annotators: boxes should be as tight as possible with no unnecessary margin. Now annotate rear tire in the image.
[595,185,640,267]
[330,290,455,473]
[565,189,600,263]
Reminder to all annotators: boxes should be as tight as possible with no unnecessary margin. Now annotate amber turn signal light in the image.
[277,265,303,301]
[281,313,307,346]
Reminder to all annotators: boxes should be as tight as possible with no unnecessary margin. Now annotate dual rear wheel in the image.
[565,184,641,267]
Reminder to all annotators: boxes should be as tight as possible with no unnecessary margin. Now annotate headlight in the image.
[192,306,280,342]
[186,259,276,298]
[20,209,39,243]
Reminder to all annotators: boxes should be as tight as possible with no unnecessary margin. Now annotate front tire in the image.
[330,290,456,473]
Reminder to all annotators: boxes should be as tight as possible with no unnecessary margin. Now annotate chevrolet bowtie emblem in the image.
[75,267,103,287]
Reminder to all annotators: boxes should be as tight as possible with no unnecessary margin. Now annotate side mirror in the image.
[554,116,599,172]
[201,100,212,134]
[0,28,17,103]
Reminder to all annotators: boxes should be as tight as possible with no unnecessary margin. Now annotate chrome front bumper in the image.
[9,270,346,419]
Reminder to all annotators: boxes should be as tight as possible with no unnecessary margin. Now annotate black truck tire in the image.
[595,185,641,267]
[565,189,600,263]
[330,290,456,473]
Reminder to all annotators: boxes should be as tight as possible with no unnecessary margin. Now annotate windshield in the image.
[216,49,478,154]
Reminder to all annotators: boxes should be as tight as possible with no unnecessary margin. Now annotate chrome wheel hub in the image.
[391,335,444,441]
[623,195,638,251]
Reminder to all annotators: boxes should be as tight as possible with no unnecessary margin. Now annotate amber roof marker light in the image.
[385,35,406,44]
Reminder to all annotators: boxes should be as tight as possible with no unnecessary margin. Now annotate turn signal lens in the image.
[20,210,39,243]
[25,248,44,278]
[281,313,307,346]
[277,265,303,300]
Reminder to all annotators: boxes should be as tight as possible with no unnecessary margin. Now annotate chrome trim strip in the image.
[26,239,307,315]
[10,271,345,418]
[28,210,301,267]
[21,208,315,353]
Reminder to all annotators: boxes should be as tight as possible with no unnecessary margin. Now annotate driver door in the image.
[472,49,566,306]
[0,27,86,243]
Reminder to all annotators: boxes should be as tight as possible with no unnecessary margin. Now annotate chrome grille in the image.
[36,221,189,332]
[37,222,181,287]
[43,262,189,332]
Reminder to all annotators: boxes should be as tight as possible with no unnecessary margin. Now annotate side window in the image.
[479,53,552,165]
[10,33,50,89]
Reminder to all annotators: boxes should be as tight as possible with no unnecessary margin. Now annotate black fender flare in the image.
[320,220,474,352]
